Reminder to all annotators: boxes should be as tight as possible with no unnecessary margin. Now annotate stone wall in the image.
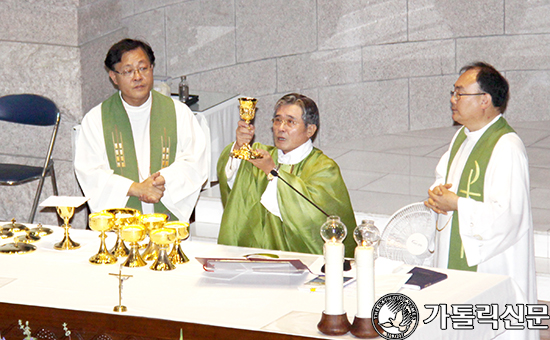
[1,0,549,224]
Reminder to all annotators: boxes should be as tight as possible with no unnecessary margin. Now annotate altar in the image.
[0,225,534,340]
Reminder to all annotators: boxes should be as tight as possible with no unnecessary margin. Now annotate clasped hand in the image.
[128,172,165,203]
[424,183,458,215]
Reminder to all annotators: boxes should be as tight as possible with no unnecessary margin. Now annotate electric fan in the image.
[378,202,436,267]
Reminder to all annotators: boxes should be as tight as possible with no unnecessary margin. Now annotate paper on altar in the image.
[40,196,88,208]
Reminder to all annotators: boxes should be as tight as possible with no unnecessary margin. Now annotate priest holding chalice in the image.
[217,93,357,257]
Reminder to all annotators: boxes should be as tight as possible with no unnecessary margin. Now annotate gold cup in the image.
[167,221,190,264]
[104,208,140,257]
[231,97,262,160]
[149,227,176,271]
[120,224,147,267]
[140,213,168,261]
[54,206,80,250]
[89,211,117,265]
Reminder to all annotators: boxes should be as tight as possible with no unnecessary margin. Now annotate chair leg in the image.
[29,176,46,224]
[50,164,59,196]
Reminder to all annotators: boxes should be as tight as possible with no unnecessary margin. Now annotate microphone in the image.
[269,169,329,217]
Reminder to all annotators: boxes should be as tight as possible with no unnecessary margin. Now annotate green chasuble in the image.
[446,117,515,271]
[101,90,177,215]
[217,142,357,258]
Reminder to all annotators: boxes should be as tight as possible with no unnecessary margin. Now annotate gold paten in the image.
[54,206,80,250]
[14,231,40,244]
[29,223,53,237]
[231,97,262,160]
[167,221,190,264]
[0,242,36,254]
[104,208,140,258]
[2,218,29,232]
[89,211,117,265]
[149,227,176,271]
[140,213,168,262]
[120,224,147,268]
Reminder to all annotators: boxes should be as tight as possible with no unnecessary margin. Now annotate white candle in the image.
[324,241,345,315]
[355,245,374,318]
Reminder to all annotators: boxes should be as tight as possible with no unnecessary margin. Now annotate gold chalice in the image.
[149,227,176,271]
[89,211,117,265]
[54,206,80,250]
[120,224,147,268]
[140,213,168,261]
[104,208,140,258]
[167,221,190,264]
[231,97,262,160]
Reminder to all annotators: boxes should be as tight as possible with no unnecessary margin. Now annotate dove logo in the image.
[372,293,419,339]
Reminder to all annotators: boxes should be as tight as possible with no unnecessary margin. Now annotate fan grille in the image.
[379,202,436,266]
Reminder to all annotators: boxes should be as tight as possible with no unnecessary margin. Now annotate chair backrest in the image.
[0,94,59,126]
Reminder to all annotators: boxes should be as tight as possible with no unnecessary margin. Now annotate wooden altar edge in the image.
[0,302,319,340]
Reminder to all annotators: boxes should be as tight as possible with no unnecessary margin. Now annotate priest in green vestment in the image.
[217,93,357,257]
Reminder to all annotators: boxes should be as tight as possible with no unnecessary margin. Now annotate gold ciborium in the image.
[104,208,140,258]
[149,227,176,271]
[120,224,147,267]
[54,206,80,250]
[231,97,262,160]
[89,211,117,265]
[167,221,190,264]
[140,213,168,261]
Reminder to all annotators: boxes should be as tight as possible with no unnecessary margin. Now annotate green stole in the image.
[102,90,177,215]
[446,117,514,271]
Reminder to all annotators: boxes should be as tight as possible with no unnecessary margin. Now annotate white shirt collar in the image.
[119,91,152,119]
[277,139,313,165]
[464,114,503,141]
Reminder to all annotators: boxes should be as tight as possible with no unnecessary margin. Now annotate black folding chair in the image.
[0,94,60,223]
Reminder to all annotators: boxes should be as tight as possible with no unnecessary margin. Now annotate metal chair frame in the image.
[0,94,60,223]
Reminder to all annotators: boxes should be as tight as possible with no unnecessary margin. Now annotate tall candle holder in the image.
[317,215,351,336]
[350,220,381,338]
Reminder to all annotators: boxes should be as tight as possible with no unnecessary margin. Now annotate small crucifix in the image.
[109,265,133,312]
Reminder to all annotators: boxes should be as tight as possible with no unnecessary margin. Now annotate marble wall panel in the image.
[362,40,455,81]
[121,8,167,75]
[456,35,550,72]
[408,0,504,41]
[191,59,277,97]
[277,49,362,92]
[235,0,316,63]
[80,29,128,115]
[165,0,235,76]
[0,42,81,115]
[0,1,78,45]
[317,79,409,146]
[133,0,184,14]
[505,0,550,34]
[77,0,121,45]
[409,75,457,131]
[505,70,550,123]
[317,0,407,50]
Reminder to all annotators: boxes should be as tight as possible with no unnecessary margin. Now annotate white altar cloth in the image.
[0,226,531,339]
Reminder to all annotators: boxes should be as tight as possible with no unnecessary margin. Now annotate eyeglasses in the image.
[272,117,300,127]
[114,65,152,78]
[450,90,486,100]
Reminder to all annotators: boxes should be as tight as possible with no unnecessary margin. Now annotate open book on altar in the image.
[196,257,310,274]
